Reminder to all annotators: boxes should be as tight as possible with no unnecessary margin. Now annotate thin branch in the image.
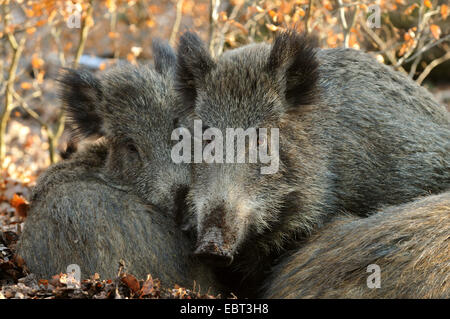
[404,34,450,64]
[359,16,407,74]
[73,0,94,68]
[12,88,57,166]
[304,0,314,33]
[109,0,119,59]
[50,23,66,67]
[208,0,221,57]
[336,0,359,48]
[0,1,26,163]
[12,90,48,130]
[416,50,450,85]
[395,7,440,67]
[340,1,372,7]
[337,0,348,30]
[215,3,242,56]
[408,53,422,78]
[47,0,94,163]
[169,0,184,47]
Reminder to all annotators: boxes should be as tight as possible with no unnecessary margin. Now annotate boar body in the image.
[17,143,220,291]
[175,31,450,290]
[263,192,450,299]
[17,42,224,294]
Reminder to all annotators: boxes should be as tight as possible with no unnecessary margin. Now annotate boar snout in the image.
[194,227,234,266]
[194,203,238,266]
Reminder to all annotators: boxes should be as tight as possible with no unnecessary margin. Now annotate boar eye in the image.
[258,136,266,146]
[257,131,267,147]
[202,126,213,144]
[127,143,139,154]
[204,136,213,145]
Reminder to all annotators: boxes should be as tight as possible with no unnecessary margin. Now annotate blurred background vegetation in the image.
[0,0,449,217]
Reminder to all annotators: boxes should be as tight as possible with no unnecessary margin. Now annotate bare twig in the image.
[404,34,450,64]
[44,0,94,164]
[109,0,119,59]
[73,0,94,68]
[304,0,314,33]
[416,50,450,85]
[16,96,56,164]
[337,0,348,28]
[359,16,407,74]
[209,0,221,57]
[408,52,422,79]
[169,0,184,47]
[215,3,242,56]
[336,0,359,48]
[395,7,440,67]
[12,90,47,129]
[0,1,26,163]
[408,35,427,78]
[50,23,66,67]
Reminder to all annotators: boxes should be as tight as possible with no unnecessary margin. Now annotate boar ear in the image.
[59,68,104,140]
[176,31,215,108]
[152,38,176,74]
[267,30,319,109]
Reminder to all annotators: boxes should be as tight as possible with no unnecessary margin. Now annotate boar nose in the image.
[194,227,234,267]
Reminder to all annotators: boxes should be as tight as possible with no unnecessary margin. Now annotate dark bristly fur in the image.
[263,192,450,298]
[152,38,177,74]
[267,30,319,107]
[175,29,450,295]
[176,32,216,109]
[16,41,223,293]
[59,68,104,141]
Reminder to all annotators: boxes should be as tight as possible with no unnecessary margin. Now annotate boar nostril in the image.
[195,252,234,267]
[194,240,234,267]
[194,248,234,267]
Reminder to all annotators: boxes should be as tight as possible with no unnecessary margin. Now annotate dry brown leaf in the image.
[430,24,441,40]
[121,274,140,293]
[404,3,419,15]
[324,1,333,11]
[31,54,44,69]
[219,11,228,22]
[108,31,119,39]
[13,255,26,268]
[26,27,36,35]
[441,4,449,20]
[20,82,32,90]
[38,279,49,286]
[140,275,155,297]
[10,194,29,218]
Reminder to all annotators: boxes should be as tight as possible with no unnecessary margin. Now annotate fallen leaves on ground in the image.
[0,228,220,299]
[0,206,221,299]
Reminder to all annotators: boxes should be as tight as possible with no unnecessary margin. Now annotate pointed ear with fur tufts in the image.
[267,30,319,110]
[175,31,216,109]
[59,68,104,141]
[152,38,177,75]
